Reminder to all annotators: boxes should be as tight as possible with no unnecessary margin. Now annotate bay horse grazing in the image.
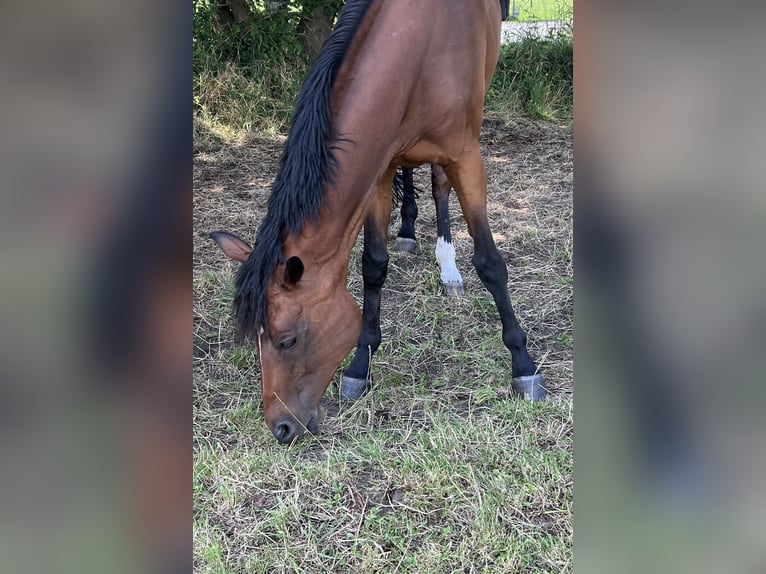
[393,165,465,297]
[211,0,545,445]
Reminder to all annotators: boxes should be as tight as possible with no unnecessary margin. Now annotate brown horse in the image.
[211,0,544,444]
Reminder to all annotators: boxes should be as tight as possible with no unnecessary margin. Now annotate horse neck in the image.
[283,18,422,284]
[281,134,393,284]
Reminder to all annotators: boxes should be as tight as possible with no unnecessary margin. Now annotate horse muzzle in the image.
[268,409,320,445]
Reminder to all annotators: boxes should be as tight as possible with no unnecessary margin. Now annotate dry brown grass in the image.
[194,115,572,572]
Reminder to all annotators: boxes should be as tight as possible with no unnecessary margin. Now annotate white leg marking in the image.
[435,236,463,284]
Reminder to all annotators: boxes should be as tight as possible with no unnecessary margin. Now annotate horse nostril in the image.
[274,420,295,444]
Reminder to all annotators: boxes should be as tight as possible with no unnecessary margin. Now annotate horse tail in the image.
[391,168,421,208]
[392,169,405,206]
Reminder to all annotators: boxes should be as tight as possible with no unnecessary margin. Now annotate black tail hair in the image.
[391,168,422,208]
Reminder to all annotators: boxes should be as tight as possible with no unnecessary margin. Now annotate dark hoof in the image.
[394,237,416,253]
[339,376,370,401]
[512,374,547,401]
[443,281,464,297]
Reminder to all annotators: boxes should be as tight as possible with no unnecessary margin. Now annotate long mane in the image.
[233,0,375,337]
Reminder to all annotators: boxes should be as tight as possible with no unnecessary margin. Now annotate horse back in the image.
[331,0,502,169]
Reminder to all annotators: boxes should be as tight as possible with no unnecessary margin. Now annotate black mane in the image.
[234,0,374,337]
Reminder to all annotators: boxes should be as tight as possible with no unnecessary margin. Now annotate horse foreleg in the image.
[394,167,418,252]
[340,170,394,400]
[444,149,546,399]
[431,165,464,297]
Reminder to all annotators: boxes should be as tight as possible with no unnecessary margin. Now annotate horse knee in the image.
[363,250,389,287]
[472,249,507,286]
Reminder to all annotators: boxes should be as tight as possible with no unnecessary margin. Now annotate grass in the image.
[508,0,573,22]
[194,319,572,572]
[194,115,573,571]
[487,37,573,121]
[193,399,570,572]
[194,60,307,145]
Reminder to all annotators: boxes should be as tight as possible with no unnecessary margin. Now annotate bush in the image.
[194,60,307,147]
[487,33,573,121]
[194,5,304,73]
[193,2,316,142]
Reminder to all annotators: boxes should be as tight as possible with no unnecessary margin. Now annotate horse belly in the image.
[394,134,466,168]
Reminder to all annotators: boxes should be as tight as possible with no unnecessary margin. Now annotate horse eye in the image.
[279,337,297,350]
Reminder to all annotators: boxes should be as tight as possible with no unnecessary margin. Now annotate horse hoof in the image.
[339,376,370,401]
[394,237,416,253]
[443,282,464,297]
[512,374,547,401]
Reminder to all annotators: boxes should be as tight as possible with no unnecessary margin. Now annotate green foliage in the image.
[194,2,305,71]
[510,0,574,22]
[193,1,347,141]
[193,1,346,71]
[487,33,573,120]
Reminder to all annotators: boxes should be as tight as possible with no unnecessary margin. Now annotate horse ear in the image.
[284,256,304,285]
[209,231,252,263]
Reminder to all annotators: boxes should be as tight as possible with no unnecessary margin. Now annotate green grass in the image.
[194,359,572,572]
[509,0,573,22]
[194,195,573,571]
[194,60,307,145]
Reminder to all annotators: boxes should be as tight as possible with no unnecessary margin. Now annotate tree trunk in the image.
[214,3,235,27]
[298,5,335,61]
[226,0,254,24]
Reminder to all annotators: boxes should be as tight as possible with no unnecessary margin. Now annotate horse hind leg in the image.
[431,165,464,297]
[443,149,546,400]
[340,169,394,400]
[394,167,418,253]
